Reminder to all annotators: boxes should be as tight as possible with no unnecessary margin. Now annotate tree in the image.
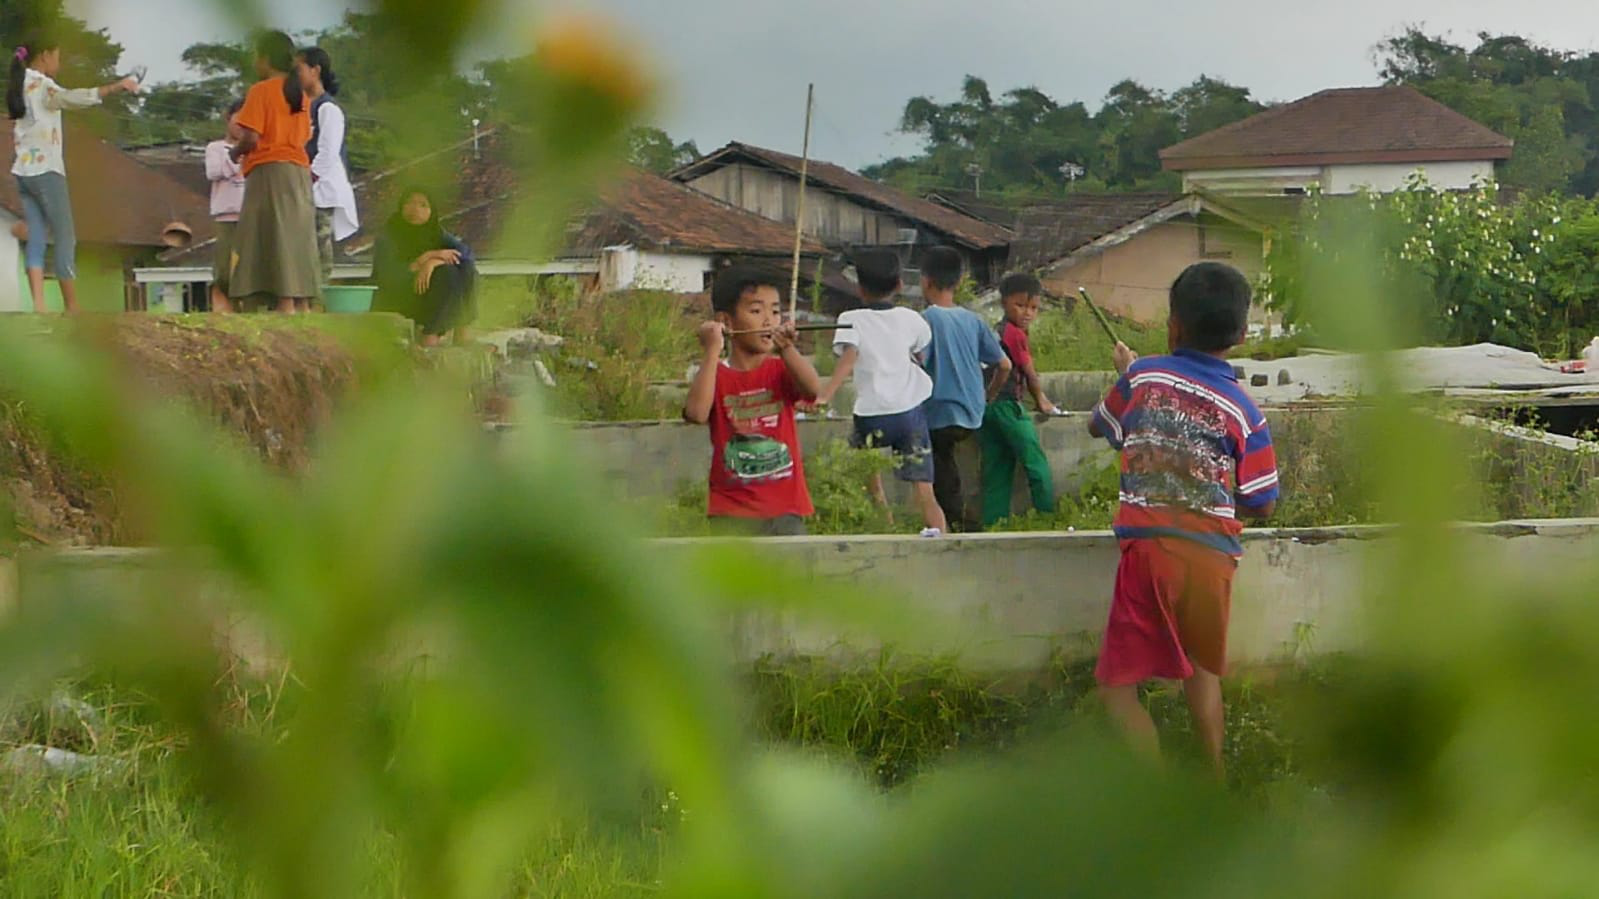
[1375,28,1597,194]
[877,74,1255,196]
[625,127,698,173]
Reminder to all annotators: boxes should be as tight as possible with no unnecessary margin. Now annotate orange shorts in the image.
[1094,537,1237,687]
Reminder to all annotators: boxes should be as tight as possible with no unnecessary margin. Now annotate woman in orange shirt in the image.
[228,31,319,314]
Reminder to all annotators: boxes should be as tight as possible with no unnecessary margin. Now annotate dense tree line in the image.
[864,74,1264,196]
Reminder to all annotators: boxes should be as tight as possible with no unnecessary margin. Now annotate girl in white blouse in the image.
[7,33,138,312]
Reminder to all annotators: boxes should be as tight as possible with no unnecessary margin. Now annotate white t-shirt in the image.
[11,69,101,178]
[834,305,934,416]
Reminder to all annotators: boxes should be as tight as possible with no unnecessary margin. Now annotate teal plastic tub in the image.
[323,285,377,314]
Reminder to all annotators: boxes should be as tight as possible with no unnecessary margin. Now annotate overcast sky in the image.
[67,0,1599,169]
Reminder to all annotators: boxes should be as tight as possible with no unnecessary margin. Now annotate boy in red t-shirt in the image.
[684,267,824,536]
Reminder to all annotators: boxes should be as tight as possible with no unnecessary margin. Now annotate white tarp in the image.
[1232,343,1599,403]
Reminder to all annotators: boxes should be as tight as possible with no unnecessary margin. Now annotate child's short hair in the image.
[1170,262,1252,352]
[853,249,902,299]
[711,265,780,315]
[920,246,963,291]
[226,97,245,118]
[999,272,1042,300]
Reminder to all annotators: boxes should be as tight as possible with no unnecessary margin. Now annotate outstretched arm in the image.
[816,346,857,407]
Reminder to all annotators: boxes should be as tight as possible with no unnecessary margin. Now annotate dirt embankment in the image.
[0,317,374,546]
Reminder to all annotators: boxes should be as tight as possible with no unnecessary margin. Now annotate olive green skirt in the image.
[229,162,321,301]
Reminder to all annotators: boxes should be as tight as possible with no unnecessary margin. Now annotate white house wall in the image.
[1184,160,1498,196]
[1323,160,1495,194]
[0,211,20,312]
[633,253,712,292]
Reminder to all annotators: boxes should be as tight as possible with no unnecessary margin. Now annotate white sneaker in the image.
[919,528,943,538]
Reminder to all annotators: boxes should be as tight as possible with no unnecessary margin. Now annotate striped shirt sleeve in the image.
[1092,375,1132,449]
[1235,416,1280,508]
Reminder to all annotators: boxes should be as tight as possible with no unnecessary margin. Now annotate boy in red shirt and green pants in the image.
[684,266,824,536]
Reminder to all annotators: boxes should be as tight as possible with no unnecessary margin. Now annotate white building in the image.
[1160,87,1514,197]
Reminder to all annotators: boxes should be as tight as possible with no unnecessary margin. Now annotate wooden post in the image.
[788,84,815,319]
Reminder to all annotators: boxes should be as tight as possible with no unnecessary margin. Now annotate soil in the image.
[0,317,368,546]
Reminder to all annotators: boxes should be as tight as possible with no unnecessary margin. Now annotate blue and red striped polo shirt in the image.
[1092,349,1279,557]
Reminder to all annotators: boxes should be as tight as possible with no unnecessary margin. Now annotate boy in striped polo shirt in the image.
[1088,262,1279,777]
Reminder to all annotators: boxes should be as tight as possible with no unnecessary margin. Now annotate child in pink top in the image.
[204,99,246,313]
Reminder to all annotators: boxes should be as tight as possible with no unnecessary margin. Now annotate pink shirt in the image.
[204,140,245,222]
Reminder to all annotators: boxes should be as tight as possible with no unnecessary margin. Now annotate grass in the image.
[0,656,1321,895]
[1028,302,1168,372]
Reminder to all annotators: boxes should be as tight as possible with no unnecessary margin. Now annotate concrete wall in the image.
[1041,218,1264,323]
[563,412,1117,521]
[21,520,1599,674]
[10,244,127,313]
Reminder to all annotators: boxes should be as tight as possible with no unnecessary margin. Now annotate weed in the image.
[1029,302,1167,372]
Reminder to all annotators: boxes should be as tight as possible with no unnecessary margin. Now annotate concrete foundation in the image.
[563,413,1117,522]
[17,520,1599,674]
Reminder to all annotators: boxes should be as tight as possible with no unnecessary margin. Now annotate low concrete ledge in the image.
[17,519,1599,674]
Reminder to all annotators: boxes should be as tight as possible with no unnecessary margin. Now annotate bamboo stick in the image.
[788,84,815,319]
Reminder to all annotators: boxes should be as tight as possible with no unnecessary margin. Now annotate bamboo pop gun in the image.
[725,323,854,336]
[1077,286,1122,346]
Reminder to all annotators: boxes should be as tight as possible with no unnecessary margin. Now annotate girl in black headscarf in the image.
[371,187,476,346]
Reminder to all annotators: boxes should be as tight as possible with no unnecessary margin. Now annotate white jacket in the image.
[310,100,360,241]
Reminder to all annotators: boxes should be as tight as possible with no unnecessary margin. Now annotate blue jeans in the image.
[15,173,76,280]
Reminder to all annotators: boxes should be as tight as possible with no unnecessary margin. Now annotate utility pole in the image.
[788,84,815,319]
[966,162,984,197]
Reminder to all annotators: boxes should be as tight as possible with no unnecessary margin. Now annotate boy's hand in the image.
[1038,399,1059,416]
[771,319,798,351]
[1112,341,1138,375]
[697,321,726,355]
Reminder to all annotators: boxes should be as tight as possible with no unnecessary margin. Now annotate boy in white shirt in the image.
[817,250,948,537]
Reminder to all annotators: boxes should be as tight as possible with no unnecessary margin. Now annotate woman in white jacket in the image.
[296,47,359,285]
[6,33,138,312]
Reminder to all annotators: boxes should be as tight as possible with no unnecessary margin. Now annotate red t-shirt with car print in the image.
[707,357,814,519]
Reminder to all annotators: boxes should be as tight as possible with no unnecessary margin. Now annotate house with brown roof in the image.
[670,142,1013,290]
[140,127,839,304]
[1160,86,1514,196]
[1003,193,1269,323]
[1,127,212,312]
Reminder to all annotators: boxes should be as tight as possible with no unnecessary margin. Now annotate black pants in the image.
[931,426,977,532]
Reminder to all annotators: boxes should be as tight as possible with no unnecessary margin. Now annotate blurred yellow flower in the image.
[536,15,652,112]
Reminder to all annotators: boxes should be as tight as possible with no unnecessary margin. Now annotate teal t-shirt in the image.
[921,305,1005,430]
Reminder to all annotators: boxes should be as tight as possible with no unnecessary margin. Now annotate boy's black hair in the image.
[7,32,59,121]
[254,30,304,114]
[298,47,339,97]
[1169,262,1252,352]
[920,246,963,291]
[226,97,245,118]
[999,272,1042,300]
[711,265,781,315]
[852,249,901,299]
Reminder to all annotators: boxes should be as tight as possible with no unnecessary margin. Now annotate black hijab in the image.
[384,188,447,264]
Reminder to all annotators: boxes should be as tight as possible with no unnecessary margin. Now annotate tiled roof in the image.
[1160,86,1514,170]
[1007,193,1181,272]
[168,127,820,265]
[572,169,825,256]
[923,189,1019,229]
[0,127,213,248]
[672,142,1014,250]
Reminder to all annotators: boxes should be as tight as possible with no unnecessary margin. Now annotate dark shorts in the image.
[851,407,935,483]
[707,515,808,537]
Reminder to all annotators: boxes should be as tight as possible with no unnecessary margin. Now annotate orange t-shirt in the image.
[235,76,311,176]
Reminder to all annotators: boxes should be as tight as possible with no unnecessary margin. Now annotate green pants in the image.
[979,399,1055,526]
